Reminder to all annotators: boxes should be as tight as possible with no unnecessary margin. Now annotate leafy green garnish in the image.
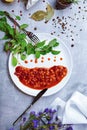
[35,40,46,48]
[35,51,40,59]
[0,11,5,16]
[12,56,17,66]
[0,11,61,67]
[15,15,21,21]
[21,54,26,61]
[20,24,28,30]
[51,50,61,55]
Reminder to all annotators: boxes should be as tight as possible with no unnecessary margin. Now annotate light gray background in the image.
[0,0,87,129]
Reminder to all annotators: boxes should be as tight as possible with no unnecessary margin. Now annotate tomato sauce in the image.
[14,65,67,90]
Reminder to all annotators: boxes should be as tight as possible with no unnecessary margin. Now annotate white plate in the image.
[8,33,73,96]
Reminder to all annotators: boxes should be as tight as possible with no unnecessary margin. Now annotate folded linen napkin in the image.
[26,0,39,9]
[51,91,87,124]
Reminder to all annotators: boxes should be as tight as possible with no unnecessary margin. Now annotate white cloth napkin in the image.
[26,0,39,9]
[51,91,87,124]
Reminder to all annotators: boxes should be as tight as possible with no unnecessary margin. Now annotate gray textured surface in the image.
[0,0,87,129]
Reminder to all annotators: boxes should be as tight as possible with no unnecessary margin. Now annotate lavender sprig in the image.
[9,108,73,130]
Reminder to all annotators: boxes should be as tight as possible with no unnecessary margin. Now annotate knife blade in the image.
[13,88,47,126]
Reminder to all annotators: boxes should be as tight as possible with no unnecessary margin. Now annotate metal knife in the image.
[13,88,47,126]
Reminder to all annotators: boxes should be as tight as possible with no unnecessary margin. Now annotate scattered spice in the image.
[30,59,33,62]
[43,0,45,2]
[71,38,74,41]
[60,57,63,61]
[34,59,38,63]
[11,10,14,12]
[41,56,44,59]
[48,58,50,61]
[20,10,22,13]
[41,60,44,63]
[34,27,37,30]
[20,13,22,16]
[54,59,56,62]
[24,60,28,64]
[71,44,74,47]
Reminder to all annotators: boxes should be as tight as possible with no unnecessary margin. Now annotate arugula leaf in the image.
[20,24,28,30]
[12,55,17,66]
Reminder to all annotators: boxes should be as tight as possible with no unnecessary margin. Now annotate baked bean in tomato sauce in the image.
[14,65,67,90]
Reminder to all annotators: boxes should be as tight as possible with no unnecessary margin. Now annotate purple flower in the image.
[52,109,56,113]
[23,117,26,122]
[49,109,53,113]
[9,127,14,130]
[33,119,38,128]
[66,126,73,130]
[30,111,35,115]
[58,121,62,127]
[38,111,43,115]
[49,125,55,130]
[44,108,49,113]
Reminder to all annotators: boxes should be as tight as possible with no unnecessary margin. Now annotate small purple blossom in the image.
[58,121,62,127]
[66,126,73,130]
[30,111,35,115]
[38,111,43,115]
[33,119,38,128]
[23,117,26,122]
[49,125,55,130]
[44,108,49,113]
[9,127,14,130]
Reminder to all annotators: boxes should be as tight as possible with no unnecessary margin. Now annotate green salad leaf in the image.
[0,11,61,67]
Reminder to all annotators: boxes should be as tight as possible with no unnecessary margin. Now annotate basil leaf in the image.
[20,24,28,30]
[1,34,10,40]
[35,51,40,58]
[26,43,35,55]
[48,39,57,47]
[0,11,5,16]
[12,55,17,66]
[53,42,59,47]
[51,50,61,55]
[40,51,46,55]
[15,15,21,20]
[36,40,46,48]
[4,42,10,52]
[21,54,26,61]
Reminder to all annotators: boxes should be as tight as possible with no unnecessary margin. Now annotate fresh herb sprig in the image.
[0,11,60,66]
